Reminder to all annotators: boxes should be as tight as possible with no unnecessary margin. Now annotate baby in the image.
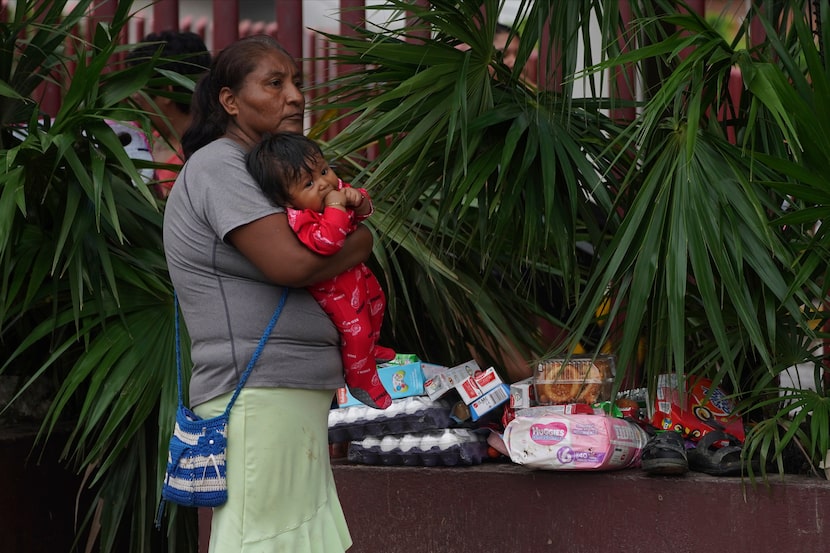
[246,132,395,409]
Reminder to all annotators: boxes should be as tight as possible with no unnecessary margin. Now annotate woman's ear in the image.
[219,86,238,116]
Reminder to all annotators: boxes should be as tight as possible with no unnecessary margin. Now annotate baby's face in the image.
[286,155,340,212]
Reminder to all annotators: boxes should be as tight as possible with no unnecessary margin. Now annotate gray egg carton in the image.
[328,396,455,443]
[347,428,490,466]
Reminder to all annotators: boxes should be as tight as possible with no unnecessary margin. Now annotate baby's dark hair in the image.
[246,132,324,207]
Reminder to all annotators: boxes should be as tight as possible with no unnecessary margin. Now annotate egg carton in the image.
[328,396,454,443]
[347,428,490,467]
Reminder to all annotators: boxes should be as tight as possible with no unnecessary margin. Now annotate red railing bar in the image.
[153,0,179,33]
[406,0,430,42]
[213,0,240,52]
[610,0,636,123]
[276,0,303,59]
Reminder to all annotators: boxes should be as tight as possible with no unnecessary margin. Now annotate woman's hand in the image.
[227,212,373,287]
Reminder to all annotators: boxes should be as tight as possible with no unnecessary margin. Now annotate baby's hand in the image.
[324,189,348,211]
[341,187,363,207]
[343,188,372,216]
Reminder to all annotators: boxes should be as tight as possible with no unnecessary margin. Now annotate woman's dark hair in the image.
[182,35,295,159]
[246,132,324,207]
[125,30,211,113]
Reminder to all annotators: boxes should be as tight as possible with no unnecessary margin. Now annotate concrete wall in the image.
[5,429,827,552]
[332,461,828,553]
[0,427,82,553]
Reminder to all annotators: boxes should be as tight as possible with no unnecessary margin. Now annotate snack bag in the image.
[651,375,745,442]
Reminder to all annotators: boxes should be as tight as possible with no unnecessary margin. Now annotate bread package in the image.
[533,355,614,405]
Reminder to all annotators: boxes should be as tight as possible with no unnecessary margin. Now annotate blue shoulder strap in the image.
[174,288,290,415]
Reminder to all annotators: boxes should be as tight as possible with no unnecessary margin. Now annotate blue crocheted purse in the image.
[157,288,288,523]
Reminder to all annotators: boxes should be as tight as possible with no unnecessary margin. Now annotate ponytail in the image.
[181,72,226,159]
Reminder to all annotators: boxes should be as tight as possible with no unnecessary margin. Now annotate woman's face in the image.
[222,49,306,142]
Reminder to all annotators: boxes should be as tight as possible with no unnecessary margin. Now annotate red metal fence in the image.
[16,0,434,138]
[11,1,515,140]
[12,0,730,131]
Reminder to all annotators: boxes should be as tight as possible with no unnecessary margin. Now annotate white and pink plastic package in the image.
[502,413,649,471]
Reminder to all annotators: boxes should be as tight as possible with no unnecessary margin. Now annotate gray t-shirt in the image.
[163,138,344,407]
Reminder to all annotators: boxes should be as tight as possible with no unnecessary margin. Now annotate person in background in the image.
[493,22,538,85]
[164,35,364,552]
[126,30,211,198]
[493,22,519,72]
[455,22,535,86]
[247,132,395,410]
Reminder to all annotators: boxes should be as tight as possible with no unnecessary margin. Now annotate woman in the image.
[164,35,366,552]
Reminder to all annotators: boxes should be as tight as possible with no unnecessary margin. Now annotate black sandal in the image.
[641,431,689,475]
[687,431,744,476]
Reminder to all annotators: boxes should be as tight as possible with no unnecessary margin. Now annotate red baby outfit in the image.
[286,180,393,409]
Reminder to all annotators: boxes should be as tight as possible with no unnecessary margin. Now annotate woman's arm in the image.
[227,212,373,287]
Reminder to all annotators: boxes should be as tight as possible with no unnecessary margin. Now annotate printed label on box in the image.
[445,360,481,386]
[509,377,535,409]
[424,373,454,401]
[337,362,425,408]
[469,384,510,421]
[453,366,504,404]
[421,363,449,380]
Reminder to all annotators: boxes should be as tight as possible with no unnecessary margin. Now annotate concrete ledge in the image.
[332,460,828,553]
[10,422,820,553]
[0,426,82,553]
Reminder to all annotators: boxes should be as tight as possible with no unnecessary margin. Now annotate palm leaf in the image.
[0,1,197,550]
[312,0,624,373]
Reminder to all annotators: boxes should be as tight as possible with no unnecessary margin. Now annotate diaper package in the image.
[503,412,648,470]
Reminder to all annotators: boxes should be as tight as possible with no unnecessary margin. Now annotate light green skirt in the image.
[195,388,352,553]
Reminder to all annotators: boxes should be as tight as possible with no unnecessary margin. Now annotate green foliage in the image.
[0,0,196,550]
[4,1,830,551]
[314,0,829,478]
[312,0,622,371]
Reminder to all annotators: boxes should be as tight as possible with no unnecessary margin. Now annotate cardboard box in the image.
[424,372,454,401]
[424,359,485,402]
[509,376,536,409]
[453,366,504,404]
[423,361,456,401]
[336,361,425,408]
[423,360,508,420]
[439,361,505,405]
[468,384,511,421]
[444,360,482,385]
[420,362,449,380]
